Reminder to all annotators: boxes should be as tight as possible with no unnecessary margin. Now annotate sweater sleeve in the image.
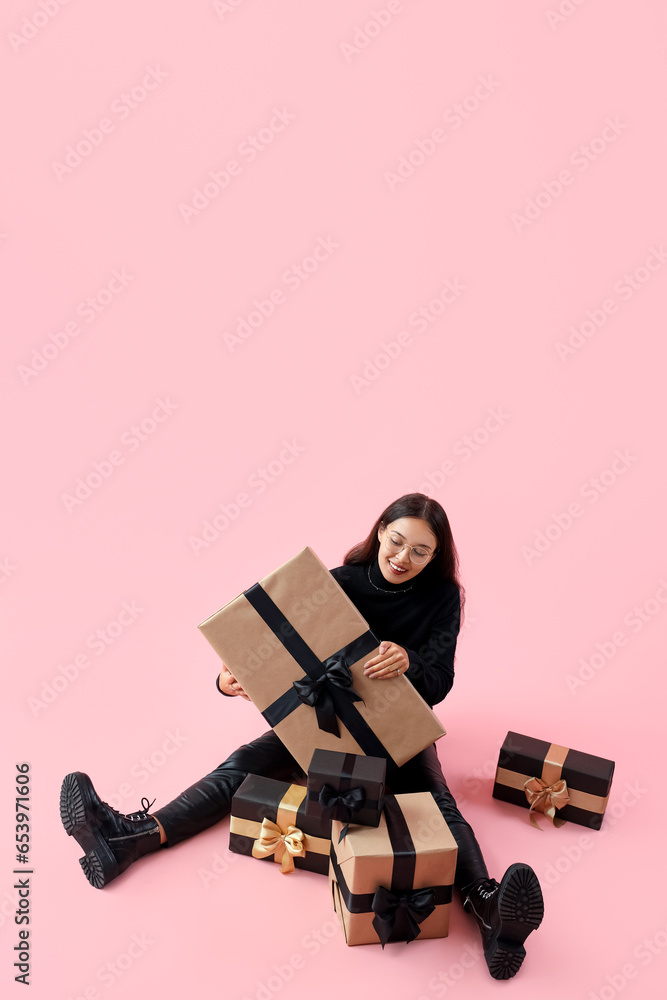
[403,586,461,707]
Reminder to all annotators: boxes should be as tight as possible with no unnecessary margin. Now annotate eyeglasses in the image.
[383,532,434,566]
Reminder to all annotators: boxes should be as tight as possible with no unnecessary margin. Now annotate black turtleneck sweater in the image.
[217,557,461,708]
[329,558,461,708]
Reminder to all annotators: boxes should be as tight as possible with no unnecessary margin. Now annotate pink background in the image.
[2,1,666,997]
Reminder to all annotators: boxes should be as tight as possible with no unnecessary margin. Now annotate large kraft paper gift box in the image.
[229,774,330,875]
[492,731,615,830]
[329,792,458,947]
[198,547,446,772]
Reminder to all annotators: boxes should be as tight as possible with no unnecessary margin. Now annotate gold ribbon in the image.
[495,742,609,831]
[252,817,306,873]
[524,742,570,829]
[523,776,570,829]
[230,783,329,874]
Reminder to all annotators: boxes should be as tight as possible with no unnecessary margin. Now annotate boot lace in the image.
[463,878,499,931]
[475,878,499,900]
[104,797,156,821]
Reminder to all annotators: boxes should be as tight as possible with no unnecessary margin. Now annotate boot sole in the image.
[485,938,526,981]
[60,773,119,889]
[486,863,544,980]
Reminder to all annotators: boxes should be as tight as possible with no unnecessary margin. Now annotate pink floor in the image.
[3,2,666,998]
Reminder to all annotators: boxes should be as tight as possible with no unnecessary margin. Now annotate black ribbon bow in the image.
[319,783,366,842]
[371,885,436,948]
[292,656,364,737]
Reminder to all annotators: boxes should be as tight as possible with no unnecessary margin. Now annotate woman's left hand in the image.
[363,641,410,680]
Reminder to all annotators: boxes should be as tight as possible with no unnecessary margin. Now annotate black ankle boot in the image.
[462,863,544,980]
[60,772,162,889]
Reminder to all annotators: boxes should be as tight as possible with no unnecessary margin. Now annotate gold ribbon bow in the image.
[521,742,571,829]
[523,776,570,829]
[231,783,330,874]
[252,816,306,873]
[495,740,610,829]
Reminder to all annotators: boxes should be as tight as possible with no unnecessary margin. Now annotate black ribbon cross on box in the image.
[319,783,366,842]
[244,582,390,758]
[331,795,452,947]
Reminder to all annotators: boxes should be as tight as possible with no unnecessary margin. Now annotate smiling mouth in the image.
[388,560,408,574]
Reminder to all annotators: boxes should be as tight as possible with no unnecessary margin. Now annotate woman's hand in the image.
[363,641,410,680]
[218,663,251,701]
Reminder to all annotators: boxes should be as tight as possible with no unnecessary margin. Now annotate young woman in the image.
[60,493,543,980]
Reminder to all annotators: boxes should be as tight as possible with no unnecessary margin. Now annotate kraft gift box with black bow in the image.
[198,546,445,772]
[492,731,615,830]
[329,792,458,946]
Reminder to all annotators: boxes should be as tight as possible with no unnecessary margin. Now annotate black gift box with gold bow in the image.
[229,774,330,875]
[305,750,386,836]
[492,731,615,830]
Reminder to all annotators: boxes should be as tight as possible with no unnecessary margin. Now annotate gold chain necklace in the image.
[367,563,413,594]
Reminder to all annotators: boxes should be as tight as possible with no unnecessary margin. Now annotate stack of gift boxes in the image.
[199,546,615,948]
[228,750,458,946]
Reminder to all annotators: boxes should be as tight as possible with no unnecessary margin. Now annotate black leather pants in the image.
[153,730,488,893]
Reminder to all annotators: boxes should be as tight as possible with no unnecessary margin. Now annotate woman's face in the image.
[376,517,438,585]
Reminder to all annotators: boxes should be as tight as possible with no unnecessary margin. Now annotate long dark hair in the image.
[343,493,465,621]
